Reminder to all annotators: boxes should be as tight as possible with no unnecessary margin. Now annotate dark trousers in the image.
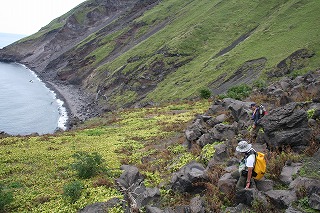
[232,170,256,191]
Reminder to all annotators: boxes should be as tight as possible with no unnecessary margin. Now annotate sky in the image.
[0,0,87,35]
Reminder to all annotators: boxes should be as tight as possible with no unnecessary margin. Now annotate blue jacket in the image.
[252,108,260,125]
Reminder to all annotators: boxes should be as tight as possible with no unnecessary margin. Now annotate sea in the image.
[0,33,68,135]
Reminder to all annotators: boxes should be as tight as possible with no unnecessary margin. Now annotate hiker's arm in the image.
[245,167,253,189]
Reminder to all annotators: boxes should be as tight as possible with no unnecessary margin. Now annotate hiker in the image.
[250,103,260,129]
[235,140,256,191]
[250,103,265,142]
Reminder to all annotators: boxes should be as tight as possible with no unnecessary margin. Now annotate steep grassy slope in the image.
[84,0,320,108]
[1,0,319,112]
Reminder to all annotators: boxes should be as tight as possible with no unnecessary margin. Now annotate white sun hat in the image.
[236,140,252,153]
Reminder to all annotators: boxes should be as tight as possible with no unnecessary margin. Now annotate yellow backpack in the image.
[252,152,267,180]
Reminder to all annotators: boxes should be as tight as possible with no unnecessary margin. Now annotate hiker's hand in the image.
[245,182,250,189]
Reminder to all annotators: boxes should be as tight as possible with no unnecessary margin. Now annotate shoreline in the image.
[44,80,96,129]
[21,62,96,129]
[0,61,91,136]
[22,62,98,131]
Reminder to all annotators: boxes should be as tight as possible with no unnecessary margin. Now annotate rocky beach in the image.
[45,80,95,125]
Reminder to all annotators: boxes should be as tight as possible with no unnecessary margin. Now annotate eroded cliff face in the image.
[0,0,162,115]
[0,0,157,79]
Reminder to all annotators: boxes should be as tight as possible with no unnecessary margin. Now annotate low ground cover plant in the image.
[0,100,209,212]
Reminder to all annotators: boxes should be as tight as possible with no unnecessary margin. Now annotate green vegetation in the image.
[71,152,105,179]
[199,88,212,99]
[0,100,210,212]
[63,181,83,204]
[307,109,316,119]
[0,185,13,212]
[219,84,252,100]
[253,79,267,89]
[199,142,221,165]
[3,0,320,211]
[9,0,320,109]
[87,0,320,107]
[296,196,319,213]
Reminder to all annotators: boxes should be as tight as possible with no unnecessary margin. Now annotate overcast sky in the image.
[0,0,86,35]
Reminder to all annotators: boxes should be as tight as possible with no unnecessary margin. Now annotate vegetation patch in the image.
[0,100,209,212]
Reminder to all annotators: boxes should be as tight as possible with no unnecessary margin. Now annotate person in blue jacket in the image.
[250,103,261,129]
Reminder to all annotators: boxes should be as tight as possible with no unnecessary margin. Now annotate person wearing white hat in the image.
[235,140,256,191]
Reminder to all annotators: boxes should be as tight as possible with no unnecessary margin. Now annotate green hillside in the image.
[1,0,320,212]
[2,0,319,110]
[87,0,320,106]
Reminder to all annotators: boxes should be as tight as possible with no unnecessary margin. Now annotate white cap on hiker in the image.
[236,140,252,153]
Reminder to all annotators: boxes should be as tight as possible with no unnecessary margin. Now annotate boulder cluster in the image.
[79,71,320,213]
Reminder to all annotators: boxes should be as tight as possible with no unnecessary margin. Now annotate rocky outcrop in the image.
[279,162,303,184]
[185,98,253,149]
[78,198,121,213]
[116,165,160,211]
[265,70,320,104]
[265,190,297,209]
[62,71,320,212]
[235,188,268,207]
[267,49,315,78]
[170,162,208,193]
[259,102,312,152]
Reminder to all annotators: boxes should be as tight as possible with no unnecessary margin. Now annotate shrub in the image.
[307,108,316,119]
[253,79,267,89]
[200,143,220,165]
[226,84,252,100]
[266,150,302,180]
[0,185,14,211]
[71,151,105,179]
[63,181,83,203]
[199,88,212,99]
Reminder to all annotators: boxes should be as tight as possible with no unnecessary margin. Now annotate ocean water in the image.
[0,32,26,48]
[0,33,67,135]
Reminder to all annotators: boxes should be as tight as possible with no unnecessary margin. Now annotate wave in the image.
[22,63,69,131]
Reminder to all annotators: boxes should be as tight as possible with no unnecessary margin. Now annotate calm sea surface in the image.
[0,33,67,135]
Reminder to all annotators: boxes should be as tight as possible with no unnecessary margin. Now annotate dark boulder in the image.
[117,165,144,189]
[196,132,218,148]
[146,206,164,213]
[256,179,274,192]
[279,162,302,185]
[196,123,236,148]
[235,188,268,207]
[218,173,237,195]
[78,198,121,213]
[265,190,297,209]
[171,162,208,193]
[289,177,320,197]
[210,123,237,142]
[116,165,160,209]
[189,196,205,213]
[222,98,252,122]
[309,193,320,210]
[259,102,311,151]
[185,118,207,142]
[224,203,250,213]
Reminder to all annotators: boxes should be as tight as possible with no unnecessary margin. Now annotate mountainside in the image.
[1,0,320,114]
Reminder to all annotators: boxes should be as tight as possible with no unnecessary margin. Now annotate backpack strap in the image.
[244,149,257,166]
